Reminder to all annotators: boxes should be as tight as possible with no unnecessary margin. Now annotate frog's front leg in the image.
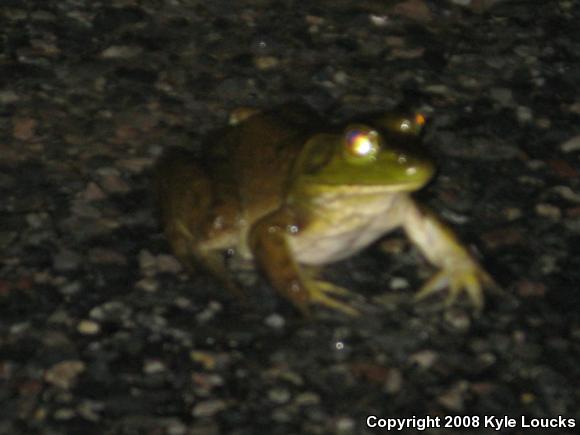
[398,196,496,309]
[249,210,359,316]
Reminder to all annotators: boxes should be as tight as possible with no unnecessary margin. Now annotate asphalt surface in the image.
[1,1,579,434]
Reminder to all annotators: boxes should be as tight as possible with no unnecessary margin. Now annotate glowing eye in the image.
[344,128,380,162]
[349,132,373,155]
[415,113,426,126]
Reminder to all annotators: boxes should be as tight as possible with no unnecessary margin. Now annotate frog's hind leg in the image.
[155,147,244,298]
[192,245,246,300]
[170,222,246,300]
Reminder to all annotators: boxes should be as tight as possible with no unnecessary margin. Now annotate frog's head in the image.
[290,113,434,196]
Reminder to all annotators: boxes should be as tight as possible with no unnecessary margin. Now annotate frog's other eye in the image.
[415,112,426,127]
[344,126,380,163]
[397,112,426,134]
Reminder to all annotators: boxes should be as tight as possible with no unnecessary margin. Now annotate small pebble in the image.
[424,84,450,95]
[560,134,580,153]
[82,182,107,201]
[264,313,285,329]
[100,45,143,59]
[60,281,81,296]
[503,207,523,221]
[77,320,100,335]
[437,382,469,412]
[335,417,356,434]
[97,168,129,194]
[444,309,471,331]
[268,387,291,404]
[53,408,75,420]
[143,359,166,374]
[409,350,438,369]
[13,117,37,141]
[88,247,127,265]
[293,392,320,406]
[26,213,48,229]
[135,277,158,292]
[190,351,217,370]
[0,90,19,104]
[391,0,432,22]
[89,301,132,322]
[390,277,409,290]
[516,280,546,298]
[490,87,513,106]
[53,249,82,272]
[191,400,227,418]
[384,368,403,394]
[116,157,153,173]
[516,105,533,123]
[44,360,86,389]
[369,14,389,27]
[138,249,157,274]
[535,203,561,219]
[76,400,104,422]
[254,56,279,70]
[156,254,182,274]
[553,186,580,203]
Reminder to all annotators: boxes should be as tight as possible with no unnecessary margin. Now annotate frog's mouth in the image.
[301,179,432,197]
[313,162,435,192]
[320,180,430,192]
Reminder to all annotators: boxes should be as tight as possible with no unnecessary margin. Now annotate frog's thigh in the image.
[194,238,245,298]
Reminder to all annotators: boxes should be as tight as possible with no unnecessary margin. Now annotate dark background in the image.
[1,1,579,434]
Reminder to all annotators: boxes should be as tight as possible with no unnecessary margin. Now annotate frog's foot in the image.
[306,279,360,317]
[414,264,496,310]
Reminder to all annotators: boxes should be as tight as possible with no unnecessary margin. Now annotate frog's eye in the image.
[415,112,426,127]
[344,126,380,163]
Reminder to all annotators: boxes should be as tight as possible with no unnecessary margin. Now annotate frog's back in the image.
[208,103,324,222]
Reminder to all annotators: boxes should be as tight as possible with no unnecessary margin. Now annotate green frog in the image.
[154,103,494,316]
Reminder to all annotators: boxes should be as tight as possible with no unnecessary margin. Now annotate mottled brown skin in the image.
[154,104,324,306]
[155,103,494,315]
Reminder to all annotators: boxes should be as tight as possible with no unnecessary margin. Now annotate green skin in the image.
[155,103,495,316]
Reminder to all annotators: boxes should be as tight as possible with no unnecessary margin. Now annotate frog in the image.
[154,102,495,316]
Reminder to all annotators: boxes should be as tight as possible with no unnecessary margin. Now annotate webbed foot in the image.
[414,263,497,310]
[305,279,360,317]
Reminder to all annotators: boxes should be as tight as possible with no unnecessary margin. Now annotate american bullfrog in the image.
[154,103,494,316]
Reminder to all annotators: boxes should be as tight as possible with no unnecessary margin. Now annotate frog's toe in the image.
[314,280,354,296]
[464,275,485,310]
[443,284,461,307]
[414,271,448,301]
[308,281,359,317]
[416,267,487,310]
